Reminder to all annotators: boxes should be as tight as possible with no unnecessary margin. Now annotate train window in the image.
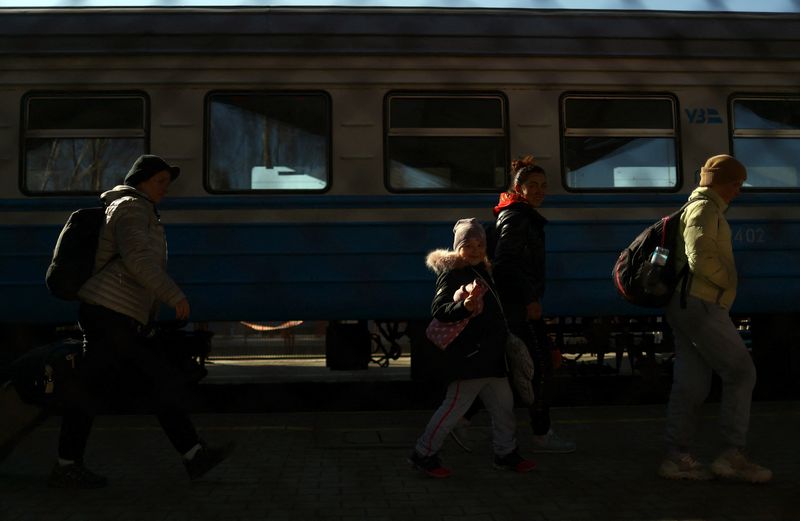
[385,94,507,191]
[206,92,330,192]
[21,93,147,194]
[731,97,800,189]
[561,95,678,191]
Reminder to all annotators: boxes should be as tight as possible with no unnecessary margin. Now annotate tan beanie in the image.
[699,154,747,187]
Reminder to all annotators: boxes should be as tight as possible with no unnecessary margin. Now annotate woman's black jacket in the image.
[425,250,507,382]
[492,202,547,324]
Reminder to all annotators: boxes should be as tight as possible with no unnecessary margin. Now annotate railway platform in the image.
[2,401,798,521]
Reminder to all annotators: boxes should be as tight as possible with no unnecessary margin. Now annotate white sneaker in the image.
[711,448,772,483]
[658,452,714,481]
[531,429,576,454]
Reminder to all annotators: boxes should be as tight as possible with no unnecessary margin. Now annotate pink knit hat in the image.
[452,218,486,251]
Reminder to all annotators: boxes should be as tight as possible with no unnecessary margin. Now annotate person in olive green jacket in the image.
[658,155,772,484]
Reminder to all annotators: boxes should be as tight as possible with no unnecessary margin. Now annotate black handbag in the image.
[145,321,212,384]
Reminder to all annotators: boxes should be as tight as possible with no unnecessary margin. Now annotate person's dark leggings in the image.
[462,319,553,435]
[58,303,199,461]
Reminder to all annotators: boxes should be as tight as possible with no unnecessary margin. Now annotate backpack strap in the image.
[672,201,694,310]
[92,201,119,276]
[469,267,517,335]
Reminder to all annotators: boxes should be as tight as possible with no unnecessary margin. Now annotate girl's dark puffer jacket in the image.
[426,249,508,382]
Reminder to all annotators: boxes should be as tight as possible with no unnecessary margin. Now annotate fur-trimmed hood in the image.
[425,249,490,275]
[425,249,469,275]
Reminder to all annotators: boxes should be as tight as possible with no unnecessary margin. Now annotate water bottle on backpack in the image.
[643,246,670,296]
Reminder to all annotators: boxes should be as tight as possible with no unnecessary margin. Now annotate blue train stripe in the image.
[2,216,798,322]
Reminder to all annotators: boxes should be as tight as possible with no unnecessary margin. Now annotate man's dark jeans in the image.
[58,303,199,461]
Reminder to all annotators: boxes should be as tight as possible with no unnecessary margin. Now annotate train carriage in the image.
[1,1,799,381]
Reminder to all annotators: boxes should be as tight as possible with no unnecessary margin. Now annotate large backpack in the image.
[612,204,690,308]
[45,207,106,300]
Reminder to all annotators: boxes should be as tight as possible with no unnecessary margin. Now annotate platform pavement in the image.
[1,402,798,521]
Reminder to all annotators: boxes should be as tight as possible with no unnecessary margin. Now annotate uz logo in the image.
[686,108,723,124]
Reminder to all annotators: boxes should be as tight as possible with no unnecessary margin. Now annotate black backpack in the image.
[612,204,690,308]
[45,207,106,300]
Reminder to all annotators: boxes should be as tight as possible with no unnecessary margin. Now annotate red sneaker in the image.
[494,450,537,473]
[408,451,453,478]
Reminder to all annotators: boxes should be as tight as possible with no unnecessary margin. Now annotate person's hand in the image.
[463,294,476,311]
[464,283,483,313]
[526,300,542,320]
[175,298,191,321]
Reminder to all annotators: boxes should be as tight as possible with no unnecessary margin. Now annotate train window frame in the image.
[729,94,800,191]
[204,90,332,194]
[383,91,509,193]
[559,93,682,193]
[20,91,150,196]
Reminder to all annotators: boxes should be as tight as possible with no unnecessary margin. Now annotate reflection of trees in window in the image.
[29,137,141,192]
[40,138,106,191]
[23,94,146,193]
[207,93,330,191]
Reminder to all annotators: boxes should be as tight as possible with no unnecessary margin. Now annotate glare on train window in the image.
[561,95,679,191]
[206,92,330,192]
[385,94,507,191]
[731,97,800,189]
[21,94,147,194]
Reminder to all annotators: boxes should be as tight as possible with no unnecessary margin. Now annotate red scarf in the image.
[493,192,528,216]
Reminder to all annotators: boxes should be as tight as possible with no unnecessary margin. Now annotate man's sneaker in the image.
[184,441,236,480]
[449,418,472,453]
[493,450,537,473]
[711,448,772,483]
[47,462,108,489]
[407,450,452,478]
[658,452,714,481]
[531,429,576,453]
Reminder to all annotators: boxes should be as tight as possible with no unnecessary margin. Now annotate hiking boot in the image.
[711,448,772,483]
[48,462,108,489]
[658,452,714,481]
[449,418,472,453]
[531,429,576,453]
[407,450,452,478]
[184,441,236,480]
[493,450,537,473]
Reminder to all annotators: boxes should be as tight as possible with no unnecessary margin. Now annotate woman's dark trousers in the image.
[509,319,553,436]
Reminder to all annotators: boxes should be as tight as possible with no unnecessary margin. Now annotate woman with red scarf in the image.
[492,156,576,453]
